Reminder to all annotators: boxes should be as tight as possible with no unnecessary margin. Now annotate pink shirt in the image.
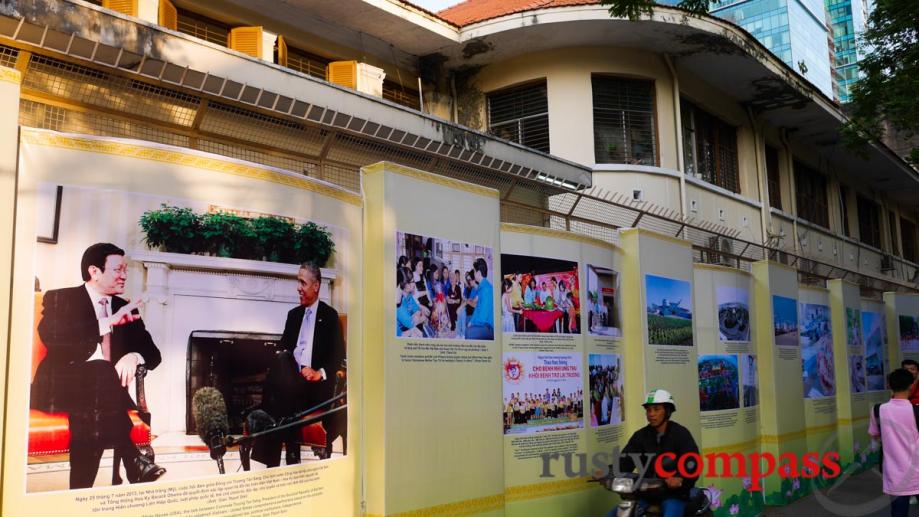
[869,399,919,496]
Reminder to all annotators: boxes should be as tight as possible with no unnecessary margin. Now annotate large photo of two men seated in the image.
[26,186,347,493]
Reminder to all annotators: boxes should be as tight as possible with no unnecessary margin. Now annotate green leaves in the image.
[297,221,335,268]
[139,205,200,254]
[139,205,336,266]
[842,0,919,164]
[599,0,712,21]
[200,211,247,258]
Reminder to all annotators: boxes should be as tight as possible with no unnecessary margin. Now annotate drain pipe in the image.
[746,106,770,251]
[664,55,688,224]
[780,128,801,254]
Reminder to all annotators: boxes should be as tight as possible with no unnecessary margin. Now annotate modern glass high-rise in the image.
[659,0,835,100]
[826,0,872,102]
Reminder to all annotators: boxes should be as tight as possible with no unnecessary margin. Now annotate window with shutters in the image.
[682,99,740,193]
[856,194,881,248]
[765,145,782,210]
[839,185,851,237]
[592,76,657,166]
[486,80,549,153]
[102,0,138,16]
[159,0,177,31]
[901,218,917,263]
[793,161,829,228]
[327,61,357,89]
[228,27,263,59]
[176,8,230,47]
[102,0,137,17]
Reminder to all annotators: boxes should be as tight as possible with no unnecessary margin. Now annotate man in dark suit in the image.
[31,242,166,489]
[252,261,345,467]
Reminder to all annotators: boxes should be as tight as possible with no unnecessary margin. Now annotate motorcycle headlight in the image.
[611,477,635,493]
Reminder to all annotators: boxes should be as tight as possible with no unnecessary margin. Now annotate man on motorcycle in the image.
[607,389,701,517]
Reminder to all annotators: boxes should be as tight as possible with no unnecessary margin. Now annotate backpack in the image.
[873,402,919,473]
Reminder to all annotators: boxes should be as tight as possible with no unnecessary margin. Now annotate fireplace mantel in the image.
[131,250,335,281]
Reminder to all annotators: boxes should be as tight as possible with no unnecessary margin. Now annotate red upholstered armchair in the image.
[29,292,152,483]
[240,314,346,466]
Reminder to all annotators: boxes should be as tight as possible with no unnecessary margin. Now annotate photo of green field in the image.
[645,275,694,346]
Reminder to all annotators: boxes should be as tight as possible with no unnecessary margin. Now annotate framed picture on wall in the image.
[36,184,62,244]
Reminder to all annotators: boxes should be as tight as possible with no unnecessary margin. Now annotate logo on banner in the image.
[504,357,524,383]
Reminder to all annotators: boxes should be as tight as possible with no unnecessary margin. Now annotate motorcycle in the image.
[593,462,713,517]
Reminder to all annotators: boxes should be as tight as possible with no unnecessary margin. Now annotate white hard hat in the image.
[642,389,676,412]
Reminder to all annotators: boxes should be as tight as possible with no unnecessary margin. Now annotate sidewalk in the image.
[763,468,914,516]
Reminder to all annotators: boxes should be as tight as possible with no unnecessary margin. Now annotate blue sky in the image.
[645,275,692,308]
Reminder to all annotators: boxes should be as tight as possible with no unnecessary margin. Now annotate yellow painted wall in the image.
[685,183,764,245]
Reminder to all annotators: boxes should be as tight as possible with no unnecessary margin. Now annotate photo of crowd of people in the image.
[800,303,836,398]
[716,286,750,343]
[698,355,740,412]
[503,353,584,434]
[773,295,799,347]
[500,254,580,334]
[846,308,863,347]
[395,232,494,341]
[586,265,622,337]
[863,311,886,391]
[742,354,758,407]
[588,354,623,427]
[900,314,919,352]
[645,275,693,346]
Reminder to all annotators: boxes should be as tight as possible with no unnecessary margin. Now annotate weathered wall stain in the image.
[462,37,493,60]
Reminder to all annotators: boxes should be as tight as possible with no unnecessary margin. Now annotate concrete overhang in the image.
[0,0,592,189]
[172,0,460,72]
[427,4,919,208]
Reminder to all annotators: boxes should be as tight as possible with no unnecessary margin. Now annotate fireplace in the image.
[131,250,338,437]
[186,331,282,435]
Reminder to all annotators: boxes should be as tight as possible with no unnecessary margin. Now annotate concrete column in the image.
[0,67,21,452]
[828,279,870,475]
[751,260,806,505]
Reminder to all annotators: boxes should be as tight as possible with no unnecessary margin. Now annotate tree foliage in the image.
[842,0,919,165]
[599,0,711,21]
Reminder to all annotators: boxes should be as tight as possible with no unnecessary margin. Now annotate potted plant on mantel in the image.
[139,204,335,267]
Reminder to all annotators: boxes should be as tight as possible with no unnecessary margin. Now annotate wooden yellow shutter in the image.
[228,27,263,59]
[102,0,138,17]
[327,61,357,89]
[276,35,288,67]
[158,0,178,30]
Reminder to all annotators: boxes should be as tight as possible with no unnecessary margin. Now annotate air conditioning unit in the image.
[706,236,721,264]
[706,236,734,266]
[327,61,386,98]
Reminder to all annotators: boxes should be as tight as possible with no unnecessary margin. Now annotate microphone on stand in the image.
[192,387,229,474]
[246,409,276,434]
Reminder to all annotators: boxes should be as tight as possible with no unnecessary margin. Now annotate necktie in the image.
[296,308,312,368]
[99,298,112,361]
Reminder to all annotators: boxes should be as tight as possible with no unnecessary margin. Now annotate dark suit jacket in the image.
[31,285,162,413]
[278,300,344,403]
